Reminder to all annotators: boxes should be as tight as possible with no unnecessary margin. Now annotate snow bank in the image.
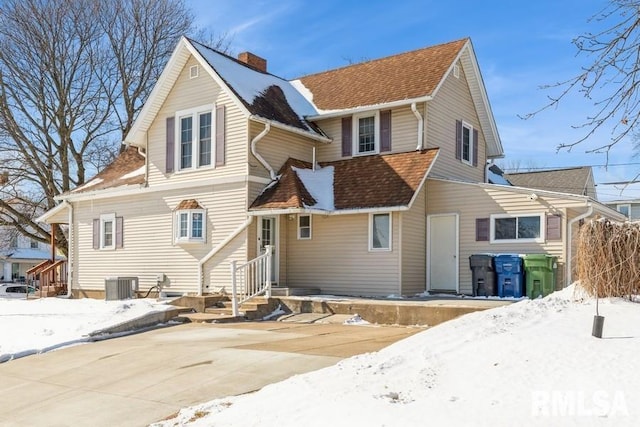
[152,286,639,426]
[0,298,172,362]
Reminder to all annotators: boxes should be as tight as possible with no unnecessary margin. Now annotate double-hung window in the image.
[298,214,311,240]
[353,111,379,155]
[176,105,214,171]
[176,209,206,243]
[490,213,544,243]
[100,213,116,250]
[369,213,392,251]
[461,121,473,164]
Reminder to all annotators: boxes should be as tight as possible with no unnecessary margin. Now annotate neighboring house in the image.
[504,167,597,199]
[604,199,640,220]
[0,227,52,283]
[38,37,624,299]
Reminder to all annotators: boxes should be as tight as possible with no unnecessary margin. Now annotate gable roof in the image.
[250,149,439,212]
[125,37,328,147]
[294,38,503,158]
[296,39,467,111]
[188,39,323,134]
[70,146,145,194]
[504,167,595,197]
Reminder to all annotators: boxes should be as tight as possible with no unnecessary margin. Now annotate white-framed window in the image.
[369,213,392,251]
[175,209,206,243]
[616,204,631,219]
[298,214,311,240]
[100,213,116,250]
[461,121,474,165]
[353,111,379,155]
[490,213,545,243]
[176,105,214,171]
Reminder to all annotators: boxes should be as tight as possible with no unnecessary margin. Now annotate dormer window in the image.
[353,111,380,155]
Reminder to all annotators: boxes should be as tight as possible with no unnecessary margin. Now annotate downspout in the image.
[411,102,424,150]
[142,136,149,187]
[566,204,593,287]
[62,200,73,298]
[250,123,276,180]
[198,216,254,296]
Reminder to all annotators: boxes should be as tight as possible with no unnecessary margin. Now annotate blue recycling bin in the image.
[494,254,524,298]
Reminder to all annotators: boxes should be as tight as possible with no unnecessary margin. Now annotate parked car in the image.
[0,283,37,299]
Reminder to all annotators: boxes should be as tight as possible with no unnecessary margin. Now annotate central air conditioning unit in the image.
[104,276,139,300]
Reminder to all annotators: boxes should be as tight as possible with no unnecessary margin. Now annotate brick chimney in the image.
[237,52,267,72]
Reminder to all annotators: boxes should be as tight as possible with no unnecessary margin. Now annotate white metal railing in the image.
[230,245,272,316]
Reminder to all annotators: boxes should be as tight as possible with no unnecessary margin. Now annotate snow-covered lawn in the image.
[0,297,173,362]
[153,286,639,426]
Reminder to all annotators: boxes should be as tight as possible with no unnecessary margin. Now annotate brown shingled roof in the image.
[297,39,467,111]
[250,149,439,211]
[72,146,145,193]
[504,167,594,197]
[175,199,203,210]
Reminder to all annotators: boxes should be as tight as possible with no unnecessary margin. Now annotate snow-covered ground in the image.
[153,286,639,427]
[0,297,172,362]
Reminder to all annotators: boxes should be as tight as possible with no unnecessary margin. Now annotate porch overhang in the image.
[36,202,69,225]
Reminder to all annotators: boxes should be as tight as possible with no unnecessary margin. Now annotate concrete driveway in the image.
[0,321,420,427]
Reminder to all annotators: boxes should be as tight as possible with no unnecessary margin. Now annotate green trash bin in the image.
[523,254,557,299]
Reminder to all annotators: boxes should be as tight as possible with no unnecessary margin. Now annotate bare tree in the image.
[524,1,640,158]
[0,0,213,255]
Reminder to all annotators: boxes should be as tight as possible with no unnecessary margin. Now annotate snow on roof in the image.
[120,165,145,181]
[73,178,104,192]
[292,166,335,211]
[488,168,511,185]
[190,40,319,131]
[1,248,54,261]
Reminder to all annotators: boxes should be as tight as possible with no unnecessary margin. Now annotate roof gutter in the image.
[250,122,276,181]
[249,205,411,217]
[305,96,433,121]
[198,216,254,296]
[566,203,593,287]
[249,115,332,143]
[411,102,424,150]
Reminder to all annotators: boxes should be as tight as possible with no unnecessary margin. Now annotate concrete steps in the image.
[170,294,283,323]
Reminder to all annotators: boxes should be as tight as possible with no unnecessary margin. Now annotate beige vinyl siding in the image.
[72,182,248,295]
[147,56,248,185]
[248,121,316,179]
[401,187,427,295]
[426,62,486,182]
[315,105,426,161]
[426,179,587,294]
[284,213,400,296]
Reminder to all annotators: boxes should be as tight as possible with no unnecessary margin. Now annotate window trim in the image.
[175,209,207,244]
[297,214,312,240]
[369,212,392,251]
[461,120,474,165]
[175,104,215,172]
[490,213,545,244]
[100,213,116,250]
[353,111,380,156]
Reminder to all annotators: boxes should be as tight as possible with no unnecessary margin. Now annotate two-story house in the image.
[38,37,623,300]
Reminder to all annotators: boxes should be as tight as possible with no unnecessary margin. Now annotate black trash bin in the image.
[469,254,497,296]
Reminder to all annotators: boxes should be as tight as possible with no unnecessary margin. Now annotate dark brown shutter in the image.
[455,120,462,160]
[380,110,391,152]
[472,128,479,167]
[116,217,124,249]
[166,117,175,173]
[476,218,490,241]
[546,214,562,241]
[215,105,226,166]
[341,117,352,157]
[93,219,100,249]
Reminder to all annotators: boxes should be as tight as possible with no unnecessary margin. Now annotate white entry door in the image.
[427,213,458,292]
[257,216,278,283]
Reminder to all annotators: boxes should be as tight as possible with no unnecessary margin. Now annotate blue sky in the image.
[189,0,639,201]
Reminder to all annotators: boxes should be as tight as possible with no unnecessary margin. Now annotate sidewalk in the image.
[0,322,419,427]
